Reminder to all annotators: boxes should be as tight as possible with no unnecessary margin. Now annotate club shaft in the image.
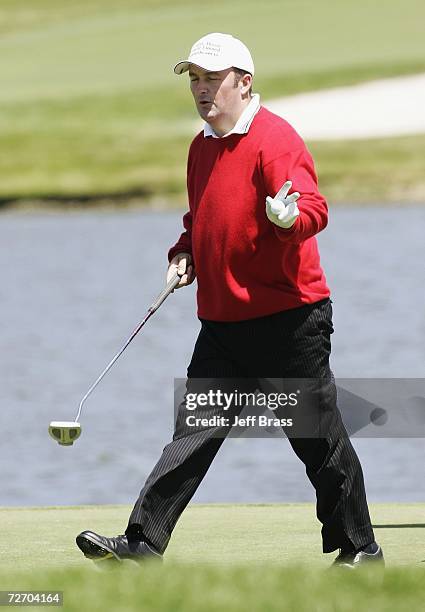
[74,274,181,422]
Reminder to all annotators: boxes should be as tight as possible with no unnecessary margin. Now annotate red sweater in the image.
[168,106,330,321]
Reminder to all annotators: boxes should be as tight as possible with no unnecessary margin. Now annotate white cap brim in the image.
[174,60,235,75]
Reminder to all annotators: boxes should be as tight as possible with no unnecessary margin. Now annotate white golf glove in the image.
[266,180,300,229]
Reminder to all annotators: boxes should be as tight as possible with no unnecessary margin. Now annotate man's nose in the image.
[195,79,208,94]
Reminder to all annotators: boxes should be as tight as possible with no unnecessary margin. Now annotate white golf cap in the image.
[174,32,255,76]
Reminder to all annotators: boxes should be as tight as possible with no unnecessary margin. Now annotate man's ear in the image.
[240,73,252,95]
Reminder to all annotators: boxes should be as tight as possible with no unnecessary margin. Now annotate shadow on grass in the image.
[373,524,425,528]
[0,188,154,209]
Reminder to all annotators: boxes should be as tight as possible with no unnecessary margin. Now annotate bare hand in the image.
[167,252,195,289]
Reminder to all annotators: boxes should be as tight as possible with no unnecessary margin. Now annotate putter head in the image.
[48,421,81,446]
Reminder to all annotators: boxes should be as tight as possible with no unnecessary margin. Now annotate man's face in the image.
[189,65,241,124]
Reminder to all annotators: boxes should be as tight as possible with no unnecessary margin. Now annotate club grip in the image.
[150,273,181,312]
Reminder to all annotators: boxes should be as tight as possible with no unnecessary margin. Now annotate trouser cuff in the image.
[322,524,375,553]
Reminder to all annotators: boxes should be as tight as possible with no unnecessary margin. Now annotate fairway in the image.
[0,503,424,611]
[1,0,425,202]
[2,0,424,103]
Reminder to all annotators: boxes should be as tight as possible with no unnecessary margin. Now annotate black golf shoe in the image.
[76,530,162,565]
[332,542,384,569]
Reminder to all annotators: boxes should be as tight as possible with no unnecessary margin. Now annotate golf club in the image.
[48,272,182,446]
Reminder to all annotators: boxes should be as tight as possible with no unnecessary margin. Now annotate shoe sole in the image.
[76,533,122,565]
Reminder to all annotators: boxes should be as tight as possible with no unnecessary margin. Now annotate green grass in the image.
[1,564,425,612]
[1,0,425,203]
[310,135,425,204]
[0,504,424,611]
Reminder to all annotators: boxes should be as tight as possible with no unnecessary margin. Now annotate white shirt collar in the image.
[203,93,261,138]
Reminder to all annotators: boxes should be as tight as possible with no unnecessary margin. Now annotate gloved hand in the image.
[266,180,300,229]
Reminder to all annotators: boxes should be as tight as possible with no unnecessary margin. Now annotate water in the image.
[0,207,424,507]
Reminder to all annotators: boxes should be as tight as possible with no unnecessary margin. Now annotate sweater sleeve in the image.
[167,208,193,262]
[262,145,328,244]
[168,139,197,262]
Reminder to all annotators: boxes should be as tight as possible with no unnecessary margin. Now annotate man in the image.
[76,33,383,569]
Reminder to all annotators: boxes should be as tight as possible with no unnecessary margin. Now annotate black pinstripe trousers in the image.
[126,299,375,554]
